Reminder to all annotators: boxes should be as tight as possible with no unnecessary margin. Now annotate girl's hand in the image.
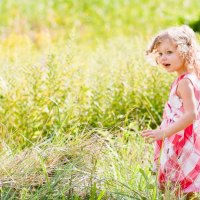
[141,129,165,143]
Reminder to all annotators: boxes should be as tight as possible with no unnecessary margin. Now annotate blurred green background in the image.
[0,0,200,47]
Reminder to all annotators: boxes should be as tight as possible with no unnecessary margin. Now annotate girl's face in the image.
[156,39,187,75]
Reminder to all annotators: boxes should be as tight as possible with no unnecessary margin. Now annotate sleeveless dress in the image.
[154,73,200,192]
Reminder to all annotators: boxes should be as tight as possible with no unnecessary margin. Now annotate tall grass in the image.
[0,0,200,45]
[0,36,172,147]
[0,35,182,199]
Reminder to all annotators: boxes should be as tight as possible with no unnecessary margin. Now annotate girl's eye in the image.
[158,52,162,56]
[166,51,173,54]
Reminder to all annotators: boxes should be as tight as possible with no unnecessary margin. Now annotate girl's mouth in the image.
[163,64,170,67]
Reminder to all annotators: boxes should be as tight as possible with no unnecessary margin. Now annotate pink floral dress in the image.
[154,73,200,192]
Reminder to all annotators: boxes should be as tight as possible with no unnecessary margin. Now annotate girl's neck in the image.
[176,65,193,77]
[176,70,195,78]
[177,71,189,76]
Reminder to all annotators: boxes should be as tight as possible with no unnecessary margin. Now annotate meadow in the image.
[0,0,200,199]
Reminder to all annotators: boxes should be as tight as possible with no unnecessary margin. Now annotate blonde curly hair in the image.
[146,25,200,78]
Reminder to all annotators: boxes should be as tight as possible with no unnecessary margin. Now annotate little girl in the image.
[142,25,200,198]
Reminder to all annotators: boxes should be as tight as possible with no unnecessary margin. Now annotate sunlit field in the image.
[0,0,200,199]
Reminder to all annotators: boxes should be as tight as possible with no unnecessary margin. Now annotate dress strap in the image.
[170,73,197,97]
[181,73,198,88]
[169,75,182,96]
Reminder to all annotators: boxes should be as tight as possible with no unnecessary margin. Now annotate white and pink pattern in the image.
[154,73,200,192]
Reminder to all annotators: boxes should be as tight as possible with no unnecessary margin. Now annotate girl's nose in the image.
[161,54,167,61]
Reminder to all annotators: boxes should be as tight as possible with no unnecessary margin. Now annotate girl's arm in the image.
[142,78,197,141]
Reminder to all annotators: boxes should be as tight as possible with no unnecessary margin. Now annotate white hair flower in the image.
[177,43,189,54]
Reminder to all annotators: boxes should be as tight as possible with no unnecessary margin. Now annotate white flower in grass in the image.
[0,77,8,94]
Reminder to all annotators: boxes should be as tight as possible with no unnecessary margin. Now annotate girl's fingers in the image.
[145,134,155,139]
[141,130,157,143]
[141,130,152,134]
[141,131,153,137]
